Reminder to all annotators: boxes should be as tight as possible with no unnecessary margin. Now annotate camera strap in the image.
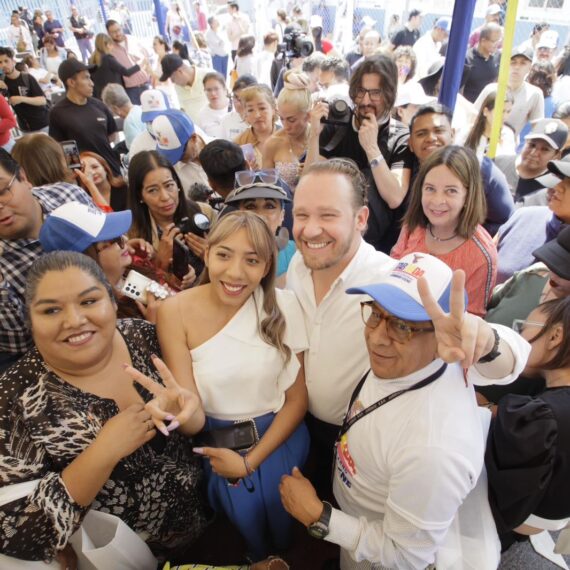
[322,127,348,153]
[337,362,447,441]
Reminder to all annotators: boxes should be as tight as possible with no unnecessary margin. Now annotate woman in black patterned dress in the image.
[0,251,209,566]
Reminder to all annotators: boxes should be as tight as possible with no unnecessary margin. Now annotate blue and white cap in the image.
[39,202,132,253]
[152,109,195,165]
[141,89,171,123]
[347,253,466,322]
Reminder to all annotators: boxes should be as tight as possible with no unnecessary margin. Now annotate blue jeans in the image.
[212,54,229,78]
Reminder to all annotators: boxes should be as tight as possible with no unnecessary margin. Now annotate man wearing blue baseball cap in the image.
[413,17,451,79]
[152,109,210,197]
[281,254,531,569]
[128,89,172,159]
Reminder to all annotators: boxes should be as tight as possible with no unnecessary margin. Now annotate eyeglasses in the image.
[0,173,17,206]
[512,319,546,334]
[95,235,127,253]
[354,87,383,102]
[360,302,434,343]
[235,169,279,187]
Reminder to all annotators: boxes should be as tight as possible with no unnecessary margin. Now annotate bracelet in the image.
[478,328,501,363]
[485,402,495,411]
[243,455,255,476]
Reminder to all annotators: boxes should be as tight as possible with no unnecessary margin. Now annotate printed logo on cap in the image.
[154,117,183,151]
[141,90,168,113]
[545,121,560,135]
[50,202,106,237]
[387,253,452,305]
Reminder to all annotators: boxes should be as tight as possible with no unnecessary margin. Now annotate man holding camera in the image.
[307,55,412,254]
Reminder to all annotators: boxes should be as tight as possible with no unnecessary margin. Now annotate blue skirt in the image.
[202,413,309,561]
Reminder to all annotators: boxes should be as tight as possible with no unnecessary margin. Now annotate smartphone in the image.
[172,239,190,281]
[240,143,256,164]
[60,140,82,170]
[121,270,152,305]
[193,421,257,452]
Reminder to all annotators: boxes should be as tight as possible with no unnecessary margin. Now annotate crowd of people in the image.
[1,1,570,569]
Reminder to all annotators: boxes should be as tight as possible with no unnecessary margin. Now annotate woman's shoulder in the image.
[117,318,158,346]
[0,349,47,402]
[472,225,498,253]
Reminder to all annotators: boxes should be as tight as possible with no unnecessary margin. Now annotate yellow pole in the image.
[487,0,519,159]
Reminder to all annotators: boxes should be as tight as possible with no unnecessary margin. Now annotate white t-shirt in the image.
[474,81,544,136]
[174,160,209,198]
[197,104,229,138]
[328,347,529,570]
[413,31,441,80]
[191,288,308,419]
[286,239,393,425]
[128,129,156,159]
[256,51,275,88]
[221,110,248,141]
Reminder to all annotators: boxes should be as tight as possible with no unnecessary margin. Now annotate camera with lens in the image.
[178,213,211,238]
[277,31,314,60]
[189,183,226,211]
[321,98,353,126]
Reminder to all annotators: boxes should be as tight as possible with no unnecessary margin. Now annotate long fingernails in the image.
[167,420,179,431]
[165,414,175,421]
[193,447,204,454]
[158,426,169,436]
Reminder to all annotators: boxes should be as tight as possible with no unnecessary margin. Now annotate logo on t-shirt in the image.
[335,398,363,487]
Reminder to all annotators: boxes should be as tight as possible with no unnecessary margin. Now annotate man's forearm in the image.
[369,161,408,209]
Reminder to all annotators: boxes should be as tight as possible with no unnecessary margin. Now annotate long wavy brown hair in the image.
[200,211,291,363]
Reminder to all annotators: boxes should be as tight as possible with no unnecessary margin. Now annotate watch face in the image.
[307,521,328,539]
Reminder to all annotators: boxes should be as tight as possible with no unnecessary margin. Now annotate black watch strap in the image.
[307,501,332,539]
[478,328,501,363]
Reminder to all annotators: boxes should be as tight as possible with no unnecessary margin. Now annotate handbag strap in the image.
[337,362,447,441]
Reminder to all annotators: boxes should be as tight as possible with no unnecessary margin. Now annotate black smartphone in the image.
[193,422,257,452]
[60,140,82,170]
[172,239,190,281]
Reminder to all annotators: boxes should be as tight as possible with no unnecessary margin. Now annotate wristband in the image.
[478,328,501,363]
[243,455,255,476]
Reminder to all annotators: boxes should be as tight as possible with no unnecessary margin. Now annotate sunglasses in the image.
[95,235,127,253]
[235,169,279,188]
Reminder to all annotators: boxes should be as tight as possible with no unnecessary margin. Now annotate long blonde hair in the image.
[90,33,113,66]
[200,211,291,362]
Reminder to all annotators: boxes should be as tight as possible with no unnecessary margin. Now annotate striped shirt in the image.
[0,183,93,354]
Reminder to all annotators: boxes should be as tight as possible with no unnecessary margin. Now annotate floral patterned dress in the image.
[0,319,209,562]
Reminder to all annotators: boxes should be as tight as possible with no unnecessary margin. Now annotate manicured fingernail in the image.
[122,363,129,369]
[159,426,169,436]
[151,353,158,359]
[165,414,175,421]
[193,447,204,454]
[167,420,179,431]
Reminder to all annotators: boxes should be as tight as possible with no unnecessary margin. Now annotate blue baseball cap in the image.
[435,17,451,32]
[39,202,132,253]
[152,109,195,165]
[347,253,466,322]
[140,89,171,123]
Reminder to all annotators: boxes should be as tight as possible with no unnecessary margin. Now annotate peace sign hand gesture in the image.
[124,355,202,436]
[417,270,496,369]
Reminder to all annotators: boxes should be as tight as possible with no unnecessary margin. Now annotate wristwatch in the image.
[307,501,332,539]
[369,154,385,169]
[478,328,501,363]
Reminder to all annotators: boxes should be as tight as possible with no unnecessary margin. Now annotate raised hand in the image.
[124,355,202,436]
[417,269,496,368]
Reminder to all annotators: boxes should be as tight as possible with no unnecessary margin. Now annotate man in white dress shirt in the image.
[281,254,530,569]
[286,159,394,496]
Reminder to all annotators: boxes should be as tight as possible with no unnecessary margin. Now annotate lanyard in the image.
[337,362,448,442]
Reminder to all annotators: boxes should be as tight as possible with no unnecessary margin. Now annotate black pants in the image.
[305,413,340,503]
